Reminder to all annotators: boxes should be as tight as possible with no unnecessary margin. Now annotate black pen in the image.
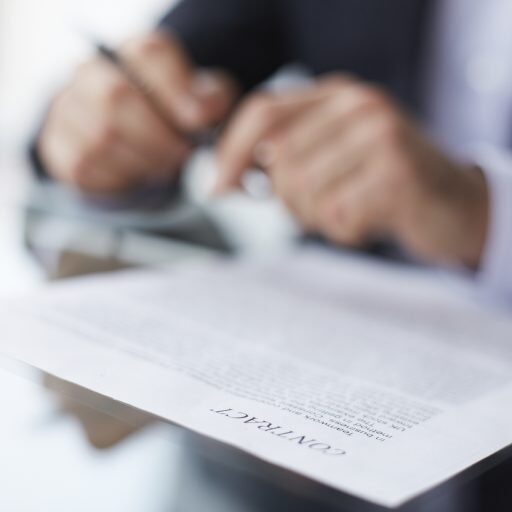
[92,37,271,198]
[92,38,215,146]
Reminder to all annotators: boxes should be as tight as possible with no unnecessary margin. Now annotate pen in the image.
[91,37,271,198]
[92,38,215,146]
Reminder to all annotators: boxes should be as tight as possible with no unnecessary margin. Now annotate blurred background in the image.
[0,1,202,510]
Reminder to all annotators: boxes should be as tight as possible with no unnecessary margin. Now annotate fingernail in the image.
[193,72,222,99]
[177,97,203,125]
[210,156,231,197]
[210,171,234,197]
[253,140,276,168]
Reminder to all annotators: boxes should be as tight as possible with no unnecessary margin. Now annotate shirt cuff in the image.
[472,143,512,303]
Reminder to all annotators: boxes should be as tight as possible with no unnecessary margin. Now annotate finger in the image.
[301,107,388,195]
[38,89,82,183]
[39,116,87,186]
[73,165,135,195]
[87,142,164,188]
[121,34,237,131]
[73,125,185,191]
[72,87,190,181]
[270,105,386,227]
[75,144,180,195]
[42,117,135,194]
[73,59,192,167]
[214,75,359,194]
[190,69,239,127]
[43,90,183,192]
[38,86,111,188]
[215,90,334,194]
[59,133,158,194]
[316,160,392,246]
[103,140,185,187]
[65,92,156,175]
[113,93,191,170]
[281,85,385,164]
[121,33,197,127]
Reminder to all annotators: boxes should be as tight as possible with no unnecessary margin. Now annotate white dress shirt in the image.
[424,0,512,303]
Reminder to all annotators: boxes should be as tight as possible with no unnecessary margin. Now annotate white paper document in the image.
[2,247,512,508]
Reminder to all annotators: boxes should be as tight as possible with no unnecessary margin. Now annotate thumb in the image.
[120,34,238,132]
[186,70,239,130]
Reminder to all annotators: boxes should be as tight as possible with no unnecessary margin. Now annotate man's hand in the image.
[216,76,489,267]
[38,32,238,195]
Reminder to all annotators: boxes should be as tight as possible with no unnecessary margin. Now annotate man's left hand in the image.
[216,75,489,268]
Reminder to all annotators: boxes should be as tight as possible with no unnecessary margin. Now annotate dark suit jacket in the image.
[159,0,432,111]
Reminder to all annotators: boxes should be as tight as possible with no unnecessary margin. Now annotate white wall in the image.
[0,3,186,511]
[0,0,174,153]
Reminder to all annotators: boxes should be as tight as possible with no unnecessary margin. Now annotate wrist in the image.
[457,165,489,269]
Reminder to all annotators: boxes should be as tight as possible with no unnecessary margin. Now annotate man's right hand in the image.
[38,32,238,195]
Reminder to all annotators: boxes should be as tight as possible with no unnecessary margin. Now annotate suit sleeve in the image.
[158,0,287,91]
[473,144,512,303]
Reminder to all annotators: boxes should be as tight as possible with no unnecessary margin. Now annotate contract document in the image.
[2,247,512,508]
